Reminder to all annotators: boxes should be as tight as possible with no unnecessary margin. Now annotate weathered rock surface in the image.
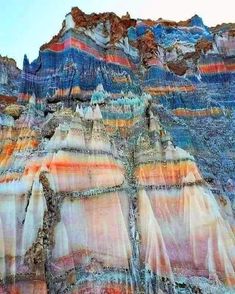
[0,55,21,96]
[3,104,24,119]
[0,7,235,294]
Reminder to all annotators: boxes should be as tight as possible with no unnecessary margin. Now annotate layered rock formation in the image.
[0,7,235,294]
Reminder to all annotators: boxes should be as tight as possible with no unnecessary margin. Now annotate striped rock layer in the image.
[0,7,235,294]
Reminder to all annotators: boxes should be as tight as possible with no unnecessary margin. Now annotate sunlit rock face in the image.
[0,7,235,294]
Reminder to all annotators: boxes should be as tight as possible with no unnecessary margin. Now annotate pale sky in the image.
[1,0,234,68]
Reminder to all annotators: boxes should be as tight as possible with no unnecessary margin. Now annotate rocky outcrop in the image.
[71,7,137,44]
[0,7,235,294]
[0,55,21,96]
[167,59,188,75]
[41,7,137,51]
[3,103,24,119]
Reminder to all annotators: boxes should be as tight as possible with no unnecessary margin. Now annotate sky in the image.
[1,0,234,68]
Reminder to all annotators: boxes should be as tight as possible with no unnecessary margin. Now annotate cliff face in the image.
[0,8,235,294]
[0,55,21,95]
[0,56,21,120]
[18,8,235,201]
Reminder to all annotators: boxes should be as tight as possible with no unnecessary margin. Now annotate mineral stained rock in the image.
[0,7,235,294]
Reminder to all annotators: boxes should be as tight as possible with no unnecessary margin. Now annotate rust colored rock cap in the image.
[70,7,136,44]
[40,7,138,49]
